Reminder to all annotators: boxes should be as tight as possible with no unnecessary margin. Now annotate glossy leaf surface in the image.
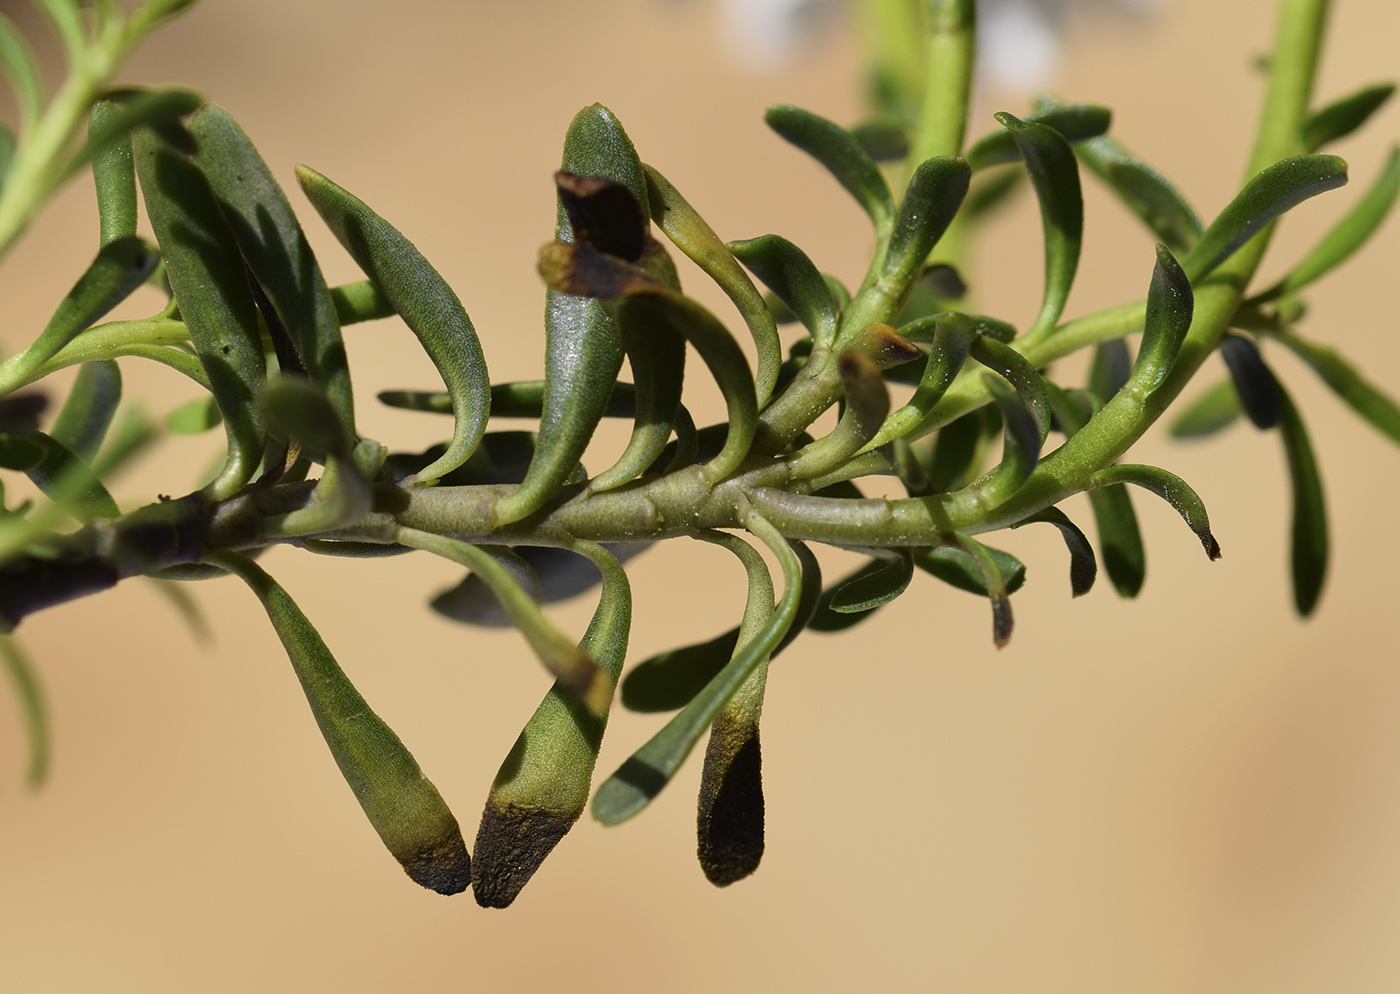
[1130,244,1194,393]
[729,234,837,348]
[765,104,894,230]
[966,103,1110,170]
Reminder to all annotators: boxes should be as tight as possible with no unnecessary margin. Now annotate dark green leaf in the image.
[1130,244,1194,392]
[954,533,1013,647]
[89,102,138,246]
[1076,135,1204,252]
[883,156,971,293]
[850,118,908,161]
[297,165,489,483]
[728,234,837,348]
[1276,387,1327,616]
[0,434,43,470]
[1184,155,1349,280]
[1271,325,1400,446]
[911,543,1027,596]
[431,547,541,628]
[136,129,266,499]
[80,89,203,174]
[969,335,1051,439]
[50,360,121,461]
[191,105,356,439]
[1301,83,1395,152]
[0,635,47,787]
[1088,339,1132,401]
[1170,378,1242,438]
[967,103,1111,170]
[212,551,470,895]
[1088,483,1145,598]
[764,104,894,230]
[1012,506,1095,597]
[21,430,119,520]
[1219,333,1280,429]
[925,407,996,493]
[996,113,1083,337]
[829,548,913,612]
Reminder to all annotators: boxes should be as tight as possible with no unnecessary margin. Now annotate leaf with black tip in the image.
[1301,83,1395,152]
[191,105,356,439]
[592,511,800,825]
[996,113,1083,337]
[871,314,976,447]
[1129,244,1194,393]
[1012,506,1096,596]
[728,234,837,348]
[1184,155,1348,280]
[1093,464,1221,560]
[764,104,894,232]
[1271,325,1400,446]
[1276,386,1327,616]
[1171,378,1242,438]
[0,635,47,786]
[297,165,488,484]
[210,551,471,895]
[1219,333,1280,430]
[1262,146,1400,300]
[953,533,1013,647]
[645,164,781,405]
[472,543,632,908]
[967,103,1111,170]
[50,360,121,462]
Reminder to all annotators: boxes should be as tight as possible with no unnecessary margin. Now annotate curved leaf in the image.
[829,548,914,612]
[1012,506,1096,597]
[786,351,889,480]
[0,635,47,786]
[1129,244,1194,393]
[969,335,1050,439]
[967,103,1111,170]
[1271,325,1400,446]
[910,543,1027,596]
[728,234,837,348]
[1219,333,1280,429]
[764,104,894,231]
[210,551,471,895]
[1184,155,1348,280]
[1088,483,1146,598]
[51,360,121,462]
[1092,463,1221,560]
[882,155,971,292]
[1076,135,1204,253]
[89,102,138,246]
[1170,378,1242,438]
[297,165,489,484]
[1301,83,1395,152]
[1277,386,1327,616]
[953,533,1013,647]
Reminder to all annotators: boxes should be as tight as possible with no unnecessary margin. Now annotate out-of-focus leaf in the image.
[1219,333,1280,430]
[20,430,118,520]
[165,395,221,435]
[0,635,47,787]
[1271,325,1400,446]
[1076,135,1204,253]
[1088,339,1132,401]
[765,104,894,231]
[1012,506,1095,596]
[0,14,42,132]
[1088,483,1145,598]
[1171,378,1242,438]
[1276,386,1327,616]
[50,360,121,462]
[1301,83,1395,152]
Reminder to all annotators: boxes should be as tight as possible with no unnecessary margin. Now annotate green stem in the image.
[906,0,975,167]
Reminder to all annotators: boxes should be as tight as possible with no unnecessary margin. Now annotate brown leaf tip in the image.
[863,323,923,368]
[1201,531,1222,561]
[697,725,765,888]
[398,828,472,896]
[991,595,1014,648]
[471,800,579,908]
[555,171,647,262]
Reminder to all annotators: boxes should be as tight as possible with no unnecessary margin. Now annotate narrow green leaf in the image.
[1276,386,1327,616]
[384,431,540,488]
[1076,135,1205,252]
[972,376,1040,502]
[1301,83,1395,152]
[144,576,212,644]
[911,543,1027,596]
[21,430,119,520]
[297,165,489,484]
[0,434,43,470]
[870,313,976,446]
[1012,506,1096,597]
[1266,146,1400,298]
[1271,325,1400,445]
[953,533,1013,647]
[329,279,395,324]
[850,117,908,161]
[1219,333,1280,429]
[1092,463,1221,560]
[1088,339,1132,401]
[882,156,971,293]
[261,375,352,459]
[1088,483,1146,598]
[1170,378,1242,438]
[0,236,157,390]
[829,548,914,612]
[0,124,15,193]
[996,113,1083,337]
[786,351,889,480]
[1129,244,1194,393]
[728,234,837,348]
[89,102,137,246]
[210,551,471,895]
[764,104,894,231]
[0,635,47,787]
[50,360,121,461]
[966,103,1111,170]
[1184,155,1349,280]
[924,408,994,493]
[191,106,356,439]
[396,528,612,716]
[969,335,1051,439]
[165,395,221,435]
[136,129,266,499]
[77,89,203,177]
[592,510,801,826]
[430,548,541,628]
[644,164,781,405]
[472,542,632,908]
[621,629,741,712]
[0,14,42,133]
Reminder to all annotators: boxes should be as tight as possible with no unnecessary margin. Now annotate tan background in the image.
[1,0,1399,990]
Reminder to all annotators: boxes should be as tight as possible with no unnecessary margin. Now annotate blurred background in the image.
[0,0,1398,990]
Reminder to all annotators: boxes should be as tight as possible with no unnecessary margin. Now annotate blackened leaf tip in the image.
[399,829,473,896]
[472,801,578,908]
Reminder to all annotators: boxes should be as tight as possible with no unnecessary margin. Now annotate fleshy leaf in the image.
[1170,378,1242,438]
[297,165,489,483]
[50,360,121,462]
[1129,244,1194,393]
[21,430,119,520]
[953,533,1013,647]
[764,104,894,231]
[1088,483,1146,598]
[969,335,1050,440]
[1092,464,1221,560]
[728,234,837,348]
[1012,506,1096,597]
[828,548,914,612]
[1219,334,1280,430]
[1184,155,1348,280]
[966,103,1111,170]
[1271,325,1400,446]
[1076,135,1204,252]
[910,543,1027,596]
[1301,83,1395,152]
[1276,386,1327,616]
[882,156,971,295]
[210,551,471,895]
[89,102,138,246]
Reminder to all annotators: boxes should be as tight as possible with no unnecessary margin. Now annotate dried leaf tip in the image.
[472,801,576,908]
